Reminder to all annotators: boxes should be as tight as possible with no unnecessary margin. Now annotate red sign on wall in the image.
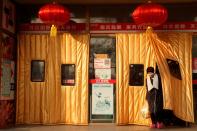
[19,22,197,33]
[19,23,86,32]
[89,79,116,84]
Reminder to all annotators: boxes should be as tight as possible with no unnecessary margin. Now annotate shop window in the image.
[61,64,75,86]
[129,64,144,86]
[31,60,45,82]
[89,37,116,79]
[166,59,182,80]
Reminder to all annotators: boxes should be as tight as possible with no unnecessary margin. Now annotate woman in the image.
[146,66,164,129]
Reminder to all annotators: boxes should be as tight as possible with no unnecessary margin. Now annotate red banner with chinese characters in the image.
[19,23,86,32]
[19,22,197,32]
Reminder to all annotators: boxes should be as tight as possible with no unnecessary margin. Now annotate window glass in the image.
[89,37,116,79]
[89,37,116,122]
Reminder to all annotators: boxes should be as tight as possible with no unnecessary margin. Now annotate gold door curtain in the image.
[116,27,194,125]
[16,29,194,126]
[16,33,89,125]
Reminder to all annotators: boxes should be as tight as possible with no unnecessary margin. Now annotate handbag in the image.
[141,101,150,119]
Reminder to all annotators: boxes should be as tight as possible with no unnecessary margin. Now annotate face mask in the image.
[147,72,153,75]
[147,72,154,77]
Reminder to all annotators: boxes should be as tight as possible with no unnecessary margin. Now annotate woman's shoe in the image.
[157,122,164,129]
[150,124,156,128]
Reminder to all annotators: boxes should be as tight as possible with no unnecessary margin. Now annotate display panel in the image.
[61,64,75,86]
[166,59,182,80]
[129,64,144,86]
[31,60,45,82]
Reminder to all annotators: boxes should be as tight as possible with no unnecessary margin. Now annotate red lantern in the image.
[38,2,70,36]
[38,3,70,25]
[132,3,168,27]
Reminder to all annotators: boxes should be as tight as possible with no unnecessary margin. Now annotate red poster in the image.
[192,58,197,73]
[2,0,15,33]
[1,33,15,60]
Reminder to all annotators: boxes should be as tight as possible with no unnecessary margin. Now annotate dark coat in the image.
[146,73,163,114]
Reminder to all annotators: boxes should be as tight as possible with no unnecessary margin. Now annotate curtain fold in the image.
[16,33,89,125]
[157,32,193,122]
[60,34,89,124]
[116,29,194,125]
[116,33,152,125]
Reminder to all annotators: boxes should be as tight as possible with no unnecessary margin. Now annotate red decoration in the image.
[132,3,168,27]
[38,3,70,25]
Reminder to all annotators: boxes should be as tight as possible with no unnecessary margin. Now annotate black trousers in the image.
[150,111,163,124]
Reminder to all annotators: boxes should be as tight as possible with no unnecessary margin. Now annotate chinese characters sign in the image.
[19,22,197,33]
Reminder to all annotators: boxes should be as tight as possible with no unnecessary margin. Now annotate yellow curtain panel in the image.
[116,28,194,125]
[16,33,89,125]
[157,31,193,122]
[116,32,153,125]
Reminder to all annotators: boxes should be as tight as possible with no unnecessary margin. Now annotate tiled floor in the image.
[0,124,197,131]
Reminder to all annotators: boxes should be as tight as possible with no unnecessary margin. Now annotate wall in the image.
[0,0,16,128]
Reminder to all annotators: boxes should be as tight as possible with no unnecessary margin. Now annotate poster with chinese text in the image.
[92,84,113,115]
[0,59,11,99]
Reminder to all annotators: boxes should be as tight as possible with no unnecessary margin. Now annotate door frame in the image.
[88,34,116,123]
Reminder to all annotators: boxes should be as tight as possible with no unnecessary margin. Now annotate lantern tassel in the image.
[50,25,57,37]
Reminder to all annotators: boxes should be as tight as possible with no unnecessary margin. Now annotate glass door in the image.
[89,36,116,122]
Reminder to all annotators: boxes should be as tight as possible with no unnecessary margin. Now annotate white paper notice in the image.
[92,84,113,115]
[95,69,111,79]
[94,58,111,69]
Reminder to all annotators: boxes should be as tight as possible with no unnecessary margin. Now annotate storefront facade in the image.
[14,22,194,125]
[1,0,197,128]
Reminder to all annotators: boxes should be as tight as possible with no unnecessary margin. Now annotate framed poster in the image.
[92,84,113,115]
[61,64,75,86]
[0,59,11,98]
[166,59,182,80]
[31,60,45,82]
[129,64,144,86]
[1,0,15,33]
[193,58,197,73]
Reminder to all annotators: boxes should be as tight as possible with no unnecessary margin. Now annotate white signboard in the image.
[1,59,11,98]
[94,58,111,69]
[92,84,113,115]
[95,69,111,79]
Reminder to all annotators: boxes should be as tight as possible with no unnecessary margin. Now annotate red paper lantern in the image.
[132,3,168,27]
[38,3,70,26]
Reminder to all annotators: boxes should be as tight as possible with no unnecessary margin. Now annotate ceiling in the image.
[13,0,197,4]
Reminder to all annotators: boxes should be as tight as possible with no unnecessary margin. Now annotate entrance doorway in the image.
[89,36,116,122]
